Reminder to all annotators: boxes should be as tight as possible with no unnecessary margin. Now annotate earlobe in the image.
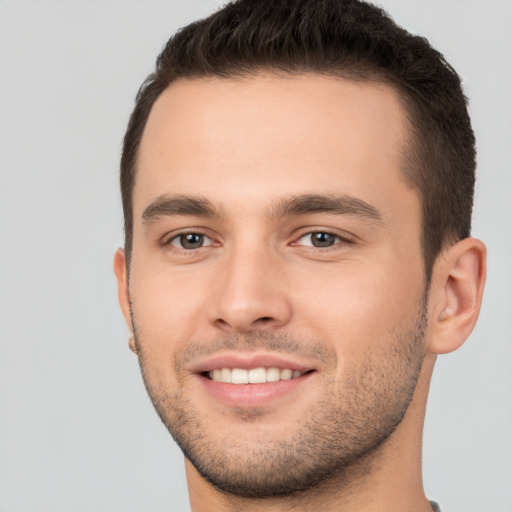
[128,335,139,355]
[428,237,486,354]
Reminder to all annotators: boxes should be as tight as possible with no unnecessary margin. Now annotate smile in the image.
[193,353,318,408]
[206,367,307,384]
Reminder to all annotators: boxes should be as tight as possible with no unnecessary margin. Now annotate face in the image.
[117,74,428,497]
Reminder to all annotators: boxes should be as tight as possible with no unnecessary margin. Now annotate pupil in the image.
[181,233,203,249]
[312,232,335,247]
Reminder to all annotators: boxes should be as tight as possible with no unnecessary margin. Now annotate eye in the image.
[168,233,214,250]
[296,231,342,248]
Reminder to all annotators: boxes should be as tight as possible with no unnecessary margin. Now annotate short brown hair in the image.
[120,0,475,281]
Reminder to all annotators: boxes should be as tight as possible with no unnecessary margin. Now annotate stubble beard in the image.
[132,301,428,499]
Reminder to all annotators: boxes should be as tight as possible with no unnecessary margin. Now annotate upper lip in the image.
[190,352,317,374]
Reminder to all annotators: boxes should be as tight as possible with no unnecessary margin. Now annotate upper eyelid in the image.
[161,228,216,244]
[171,232,213,242]
[292,228,356,244]
[165,232,218,252]
[159,227,356,247]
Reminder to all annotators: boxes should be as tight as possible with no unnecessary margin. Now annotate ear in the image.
[428,237,486,354]
[113,248,138,354]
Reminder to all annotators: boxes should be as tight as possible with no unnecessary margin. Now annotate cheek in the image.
[129,264,208,360]
[293,260,424,355]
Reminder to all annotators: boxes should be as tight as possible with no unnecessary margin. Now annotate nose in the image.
[209,246,293,334]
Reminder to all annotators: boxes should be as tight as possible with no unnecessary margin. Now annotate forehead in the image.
[136,73,416,223]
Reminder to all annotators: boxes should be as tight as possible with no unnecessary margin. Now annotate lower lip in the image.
[198,372,315,409]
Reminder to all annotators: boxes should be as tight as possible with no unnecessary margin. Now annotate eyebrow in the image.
[141,192,383,227]
[142,194,221,227]
[268,193,383,223]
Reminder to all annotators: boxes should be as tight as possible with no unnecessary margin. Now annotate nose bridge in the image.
[211,240,292,332]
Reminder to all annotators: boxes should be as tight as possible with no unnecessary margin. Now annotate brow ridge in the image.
[141,192,382,227]
[268,193,382,222]
[142,194,220,227]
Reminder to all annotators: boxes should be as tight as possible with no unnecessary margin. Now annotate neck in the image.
[186,355,436,512]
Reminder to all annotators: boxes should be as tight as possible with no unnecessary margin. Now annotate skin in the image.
[114,74,486,511]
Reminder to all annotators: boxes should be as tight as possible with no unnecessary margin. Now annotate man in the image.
[113,0,486,510]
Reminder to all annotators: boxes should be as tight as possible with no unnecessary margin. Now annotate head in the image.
[115,0,485,504]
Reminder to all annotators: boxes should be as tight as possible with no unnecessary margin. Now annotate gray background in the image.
[0,1,510,511]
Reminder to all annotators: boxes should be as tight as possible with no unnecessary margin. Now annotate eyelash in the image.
[163,229,354,252]
[164,231,216,251]
[292,230,355,250]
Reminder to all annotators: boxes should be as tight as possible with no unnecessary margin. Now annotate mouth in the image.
[193,353,317,409]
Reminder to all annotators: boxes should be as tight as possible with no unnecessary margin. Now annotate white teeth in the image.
[208,367,306,384]
[231,368,249,384]
[280,369,293,380]
[220,367,231,383]
[248,367,266,384]
[266,367,280,382]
